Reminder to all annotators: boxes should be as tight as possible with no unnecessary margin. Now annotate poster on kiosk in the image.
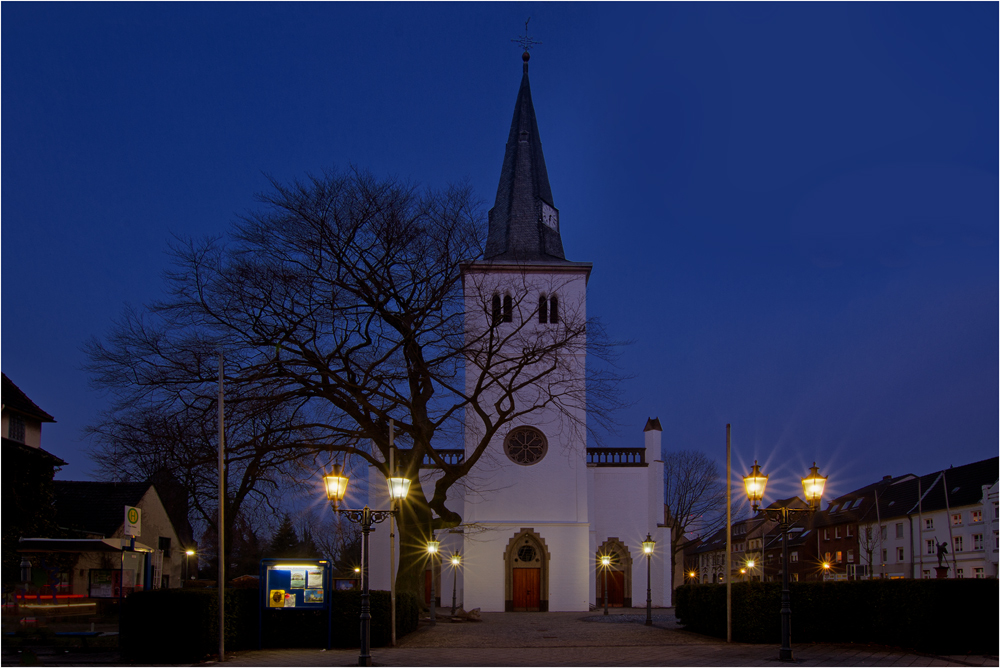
[258,558,333,649]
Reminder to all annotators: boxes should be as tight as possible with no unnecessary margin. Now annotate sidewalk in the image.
[214,608,999,667]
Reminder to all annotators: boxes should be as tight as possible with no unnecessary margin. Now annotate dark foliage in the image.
[121,587,419,663]
[675,579,999,655]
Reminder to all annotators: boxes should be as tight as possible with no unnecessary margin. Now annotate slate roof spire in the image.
[485,51,567,262]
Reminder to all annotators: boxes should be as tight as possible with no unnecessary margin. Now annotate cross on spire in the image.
[511,18,542,54]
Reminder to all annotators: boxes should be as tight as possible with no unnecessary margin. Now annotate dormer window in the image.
[538,294,559,324]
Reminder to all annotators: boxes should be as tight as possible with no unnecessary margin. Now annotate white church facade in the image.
[367,52,670,613]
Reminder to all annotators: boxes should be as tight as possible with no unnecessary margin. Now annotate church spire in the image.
[484,51,567,262]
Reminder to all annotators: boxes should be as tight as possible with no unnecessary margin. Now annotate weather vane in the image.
[511,18,542,53]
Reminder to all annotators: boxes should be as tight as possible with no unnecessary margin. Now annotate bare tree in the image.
[84,169,624,598]
[663,450,727,594]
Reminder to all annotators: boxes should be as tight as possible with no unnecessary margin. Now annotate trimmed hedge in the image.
[121,588,420,663]
[675,579,998,655]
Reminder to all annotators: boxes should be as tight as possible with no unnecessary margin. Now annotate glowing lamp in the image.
[743,460,769,511]
[323,464,350,505]
[642,533,655,555]
[600,555,611,567]
[802,463,827,509]
[451,554,461,567]
[427,540,440,555]
[387,475,411,502]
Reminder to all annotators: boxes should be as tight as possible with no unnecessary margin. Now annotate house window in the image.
[953,536,963,552]
[790,551,799,563]
[549,295,558,323]
[970,510,982,523]
[922,570,930,579]
[159,537,172,558]
[926,539,936,555]
[924,518,933,530]
[538,295,548,323]
[161,575,170,589]
[835,551,843,563]
[973,534,984,551]
[846,525,853,537]
[503,295,513,322]
[791,573,799,582]
[865,527,872,540]
[881,548,888,562]
[835,527,841,539]
[895,523,904,539]
[847,549,854,563]
[823,529,829,540]
[956,568,964,579]
[896,547,905,561]
[880,526,887,541]
[824,552,832,563]
[974,568,984,579]
[8,414,25,443]
[951,513,962,526]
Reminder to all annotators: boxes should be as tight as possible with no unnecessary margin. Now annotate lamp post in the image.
[744,460,826,662]
[642,534,655,626]
[450,553,461,616]
[427,538,439,626]
[184,549,196,581]
[600,555,611,615]
[324,464,410,667]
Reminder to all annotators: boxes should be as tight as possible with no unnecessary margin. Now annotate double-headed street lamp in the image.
[324,464,411,667]
[642,534,655,626]
[744,460,827,662]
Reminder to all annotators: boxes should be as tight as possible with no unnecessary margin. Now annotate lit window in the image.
[790,551,799,563]
[897,547,905,561]
[970,510,982,523]
[836,551,843,563]
[791,573,799,582]
[973,534,984,551]
[951,513,962,526]
[924,518,933,530]
[953,536,963,552]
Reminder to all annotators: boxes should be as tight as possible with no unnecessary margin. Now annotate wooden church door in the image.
[512,568,540,611]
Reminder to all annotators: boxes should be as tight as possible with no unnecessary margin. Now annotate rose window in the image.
[504,426,548,466]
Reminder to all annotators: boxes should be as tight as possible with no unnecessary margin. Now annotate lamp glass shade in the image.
[323,465,350,502]
[451,554,461,566]
[427,540,440,554]
[802,462,827,507]
[185,549,196,556]
[743,460,768,508]
[642,534,655,554]
[387,476,411,502]
[600,555,611,567]
[746,560,755,569]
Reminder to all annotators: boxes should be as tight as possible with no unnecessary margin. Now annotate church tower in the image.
[460,51,595,612]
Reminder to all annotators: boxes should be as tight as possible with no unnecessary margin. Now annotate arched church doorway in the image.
[596,538,632,608]
[504,529,550,612]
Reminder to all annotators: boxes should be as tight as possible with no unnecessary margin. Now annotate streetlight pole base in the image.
[779,648,793,662]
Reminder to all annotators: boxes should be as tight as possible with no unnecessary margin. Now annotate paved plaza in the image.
[212,608,999,667]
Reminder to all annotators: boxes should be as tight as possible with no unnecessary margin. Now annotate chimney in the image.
[643,417,662,457]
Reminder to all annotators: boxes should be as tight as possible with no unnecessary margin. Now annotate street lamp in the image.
[642,534,655,626]
[600,555,612,616]
[324,463,410,667]
[688,570,698,583]
[744,460,826,662]
[184,549,196,581]
[450,553,461,616]
[427,539,439,626]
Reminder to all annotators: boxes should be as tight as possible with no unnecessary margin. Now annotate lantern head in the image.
[323,464,350,506]
[642,533,655,555]
[743,460,768,511]
[802,462,827,509]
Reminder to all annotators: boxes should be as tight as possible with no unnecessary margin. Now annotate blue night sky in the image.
[3,3,996,503]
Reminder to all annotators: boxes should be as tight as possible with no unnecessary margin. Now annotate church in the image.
[368,51,671,613]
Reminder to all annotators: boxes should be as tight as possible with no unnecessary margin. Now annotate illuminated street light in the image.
[600,555,612,616]
[744,461,827,662]
[642,534,655,626]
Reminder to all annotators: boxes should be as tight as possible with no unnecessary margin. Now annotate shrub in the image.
[122,588,420,663]
[675,579,998,655]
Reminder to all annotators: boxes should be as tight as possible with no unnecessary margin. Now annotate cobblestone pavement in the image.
[214,608,999,667]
